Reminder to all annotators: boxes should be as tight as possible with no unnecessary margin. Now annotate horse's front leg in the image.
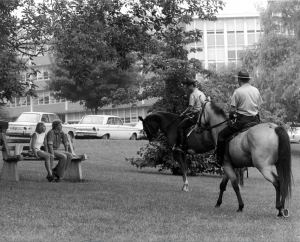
[173,151,189,192]
[215,175,229,208]
[223,164,244,212]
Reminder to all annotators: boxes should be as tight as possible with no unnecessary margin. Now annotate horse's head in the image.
[138,115,159,142]
[199,101,228,130]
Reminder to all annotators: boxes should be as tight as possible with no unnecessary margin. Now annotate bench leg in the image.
[1,161,19,182]
[64,160,82,181]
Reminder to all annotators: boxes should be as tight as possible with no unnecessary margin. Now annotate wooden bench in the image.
[0,131,87,182]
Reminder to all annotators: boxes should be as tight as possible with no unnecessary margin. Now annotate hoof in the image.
[215,204,221,208]
[237,205,244,212]
[276,212,283,218]
[277,208,289,218]
[182,187,189,192]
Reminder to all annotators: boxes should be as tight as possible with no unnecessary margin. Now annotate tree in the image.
[0,0,51,103]
[48,59,140,113]
[40,0,224,113]
[240,1,300,123]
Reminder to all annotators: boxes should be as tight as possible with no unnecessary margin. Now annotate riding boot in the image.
[216,141,226,166]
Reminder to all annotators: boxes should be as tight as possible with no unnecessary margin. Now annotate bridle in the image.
[197,101,230,132]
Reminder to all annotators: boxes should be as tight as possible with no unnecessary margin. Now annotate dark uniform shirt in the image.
[46,129,67,150]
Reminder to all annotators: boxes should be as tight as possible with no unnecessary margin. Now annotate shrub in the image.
[126,133,223,176]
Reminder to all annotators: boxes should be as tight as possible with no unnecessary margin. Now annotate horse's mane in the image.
[209,102,228,119]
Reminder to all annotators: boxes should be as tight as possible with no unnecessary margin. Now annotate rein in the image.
[197,101,230,132]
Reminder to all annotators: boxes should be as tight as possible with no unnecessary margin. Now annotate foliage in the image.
[39,0,224,113]
[0,0,51,103]
[240,1,300,123]
[200,63,241,113]
[47,59,140,112]
[126,133,223,176]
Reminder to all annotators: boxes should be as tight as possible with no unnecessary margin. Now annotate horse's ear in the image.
[138,116,144,122]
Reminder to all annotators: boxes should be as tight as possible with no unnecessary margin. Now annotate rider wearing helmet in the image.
[173,76,206,152]
[212,69,263,167]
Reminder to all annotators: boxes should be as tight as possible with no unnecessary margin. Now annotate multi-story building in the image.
[186,0,263,70]
[6,0,264,122]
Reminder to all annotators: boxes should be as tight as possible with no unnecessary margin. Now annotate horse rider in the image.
[173,76,206,152]
[211,69,263,167]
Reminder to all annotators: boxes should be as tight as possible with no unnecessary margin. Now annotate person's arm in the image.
[229,105,236,119]
[43,136,49,153]
[61,132,70,151]
[181,93,195,116]
[180,106,193,117]
[30,133,39,157]
[47,131,54,155]
[229,91,238,118]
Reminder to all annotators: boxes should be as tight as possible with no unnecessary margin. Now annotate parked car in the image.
[74,115,142,140]
[287,127,300,143]
[7,112,75,139]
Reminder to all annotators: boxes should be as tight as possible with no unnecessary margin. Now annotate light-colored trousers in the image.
[53,150,73,178]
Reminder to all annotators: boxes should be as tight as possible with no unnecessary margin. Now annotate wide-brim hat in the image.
[234,69,252,79]
[182,77,196,85]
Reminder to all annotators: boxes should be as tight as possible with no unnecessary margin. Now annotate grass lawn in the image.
[0,139,299,242]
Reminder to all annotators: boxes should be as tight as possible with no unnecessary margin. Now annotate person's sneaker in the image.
[172,144,184,153]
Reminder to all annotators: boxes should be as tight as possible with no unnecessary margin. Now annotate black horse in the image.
[139,111,215,191]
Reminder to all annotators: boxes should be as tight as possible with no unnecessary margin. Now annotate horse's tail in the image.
[275,126,293,204]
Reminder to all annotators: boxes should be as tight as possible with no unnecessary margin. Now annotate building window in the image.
[216,20,224,33]
[228,51,235,60]
[44,91,50,104]
[131,107,137,122]
[50,92,56,104]
[118,109,125,122]
[216,34,224,45]
[216,47,225,61]
[226,19,235,32]
[206,21,215,33]
[247,33,256,45]
[227,34,235,46]
[247,18,255,31]
[112,109,118,116]
[125,109,130,123]
[208,48,216,61]
[44,71,49,79]
[235,19,244,32]
[236,33,244,45]
[207,35,215,46]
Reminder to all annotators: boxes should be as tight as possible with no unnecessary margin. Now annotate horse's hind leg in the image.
[215,175,229,208]
[223,164,244,212]
[173,151,189,192]
[260,168,283,217]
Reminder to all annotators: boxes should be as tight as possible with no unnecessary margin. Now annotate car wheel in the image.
[130,133,137,140]
[102,134,109,139]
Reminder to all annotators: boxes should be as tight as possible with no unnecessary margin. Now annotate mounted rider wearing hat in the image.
[211,69,263,167]
[173,77,206,152]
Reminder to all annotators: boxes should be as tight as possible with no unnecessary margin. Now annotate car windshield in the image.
[16,113,40,123]
[80,116,104,125]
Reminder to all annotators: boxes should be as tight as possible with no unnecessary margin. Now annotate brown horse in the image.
[199,101,292,217]
[138,112,215,191]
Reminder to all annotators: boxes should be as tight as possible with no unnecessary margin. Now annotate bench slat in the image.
[5,139,30,143]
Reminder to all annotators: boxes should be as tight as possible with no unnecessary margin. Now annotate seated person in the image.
[30,122,56,182]
[47,119,73,182]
